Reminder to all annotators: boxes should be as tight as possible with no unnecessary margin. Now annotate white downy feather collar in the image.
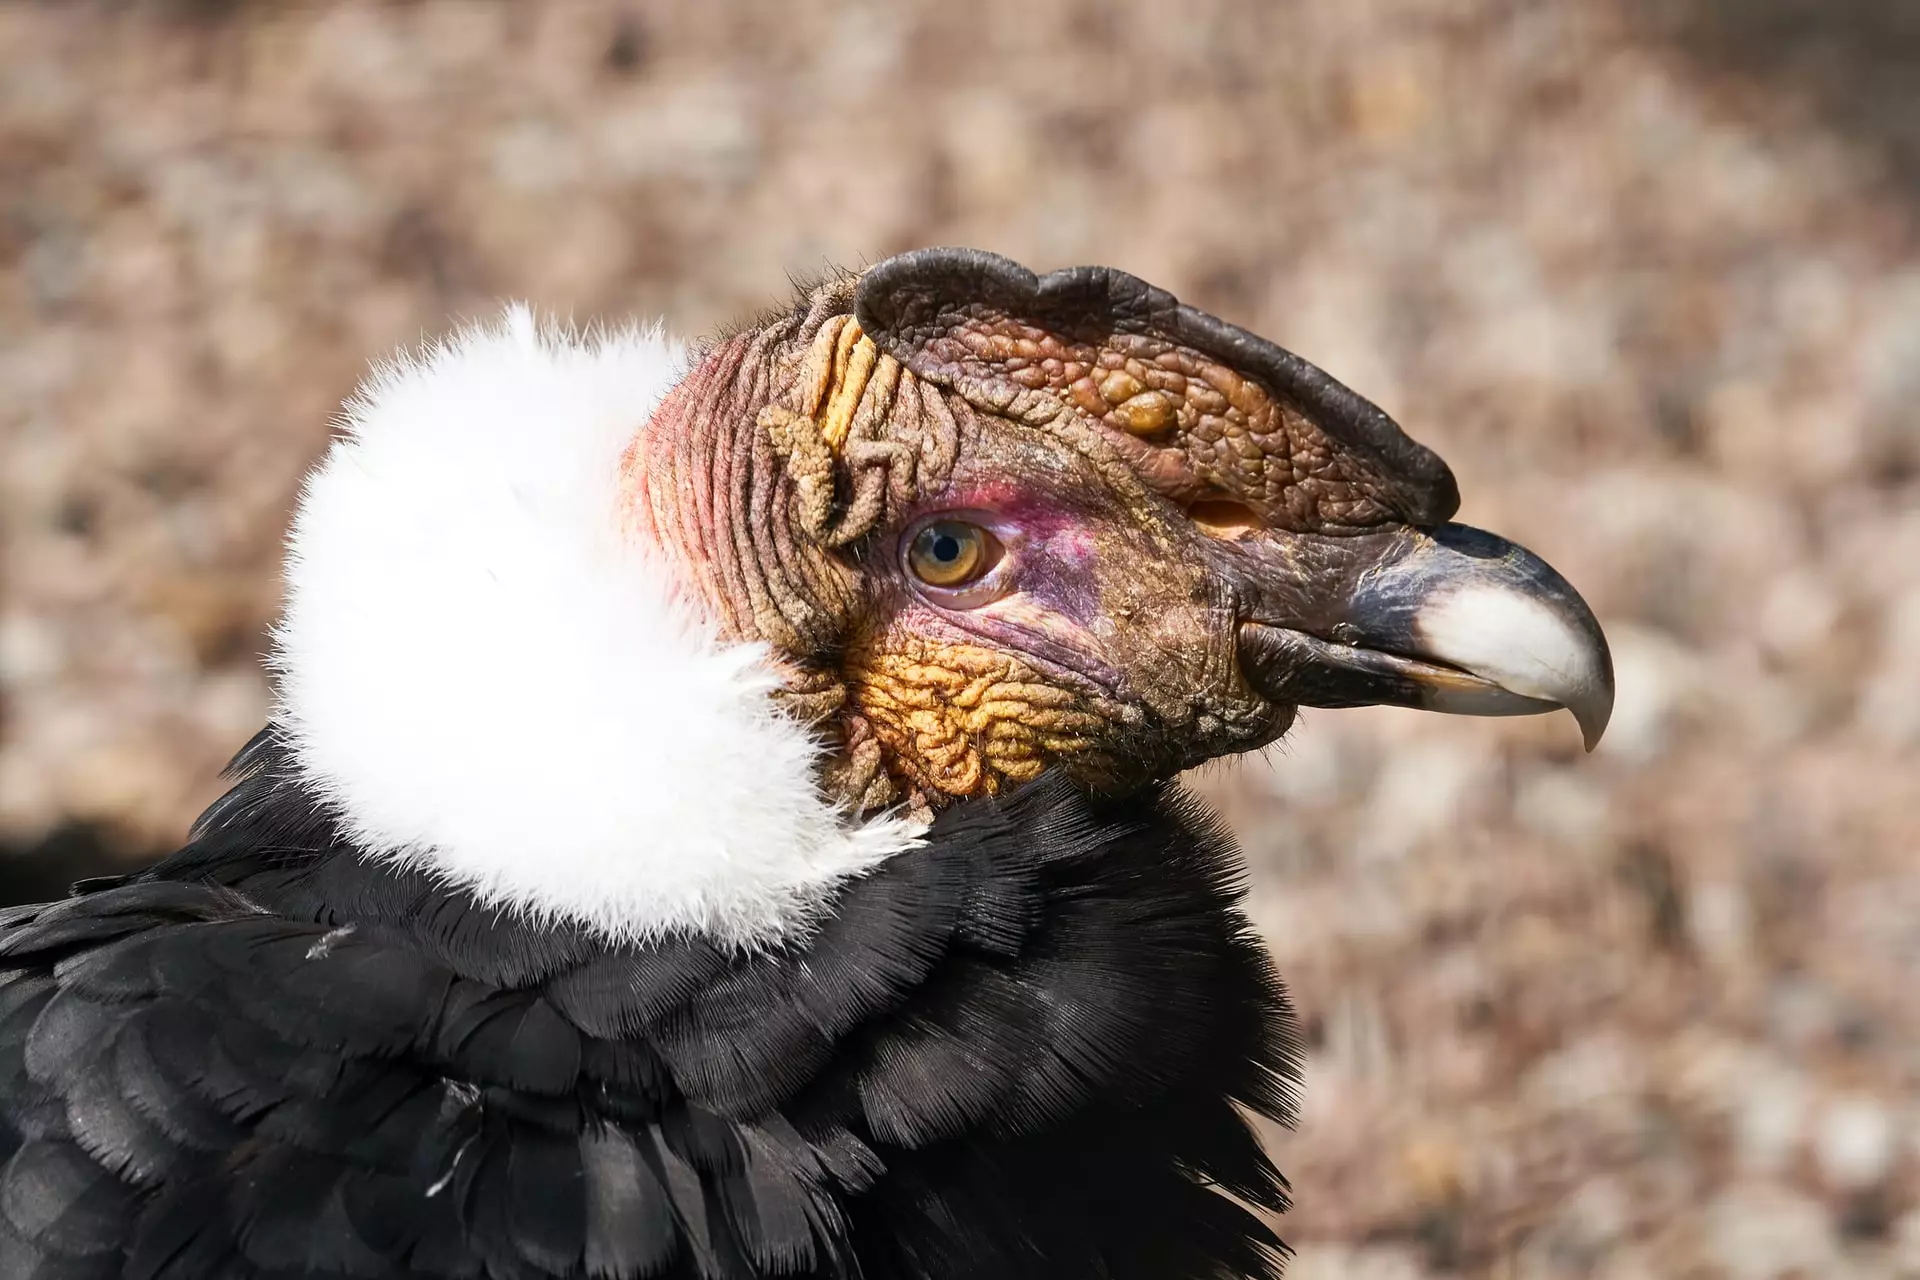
[272,308,923,948]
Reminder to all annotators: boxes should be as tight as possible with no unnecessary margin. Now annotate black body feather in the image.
[0,730,1299,1279]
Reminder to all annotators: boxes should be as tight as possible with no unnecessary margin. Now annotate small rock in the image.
[1815,1094,1896,1192]
[1702,1184,1841,1280]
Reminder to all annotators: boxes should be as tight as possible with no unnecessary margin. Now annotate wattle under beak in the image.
[1233,524,1615,750]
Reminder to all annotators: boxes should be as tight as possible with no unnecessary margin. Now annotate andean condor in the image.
[0,249,1613,1279]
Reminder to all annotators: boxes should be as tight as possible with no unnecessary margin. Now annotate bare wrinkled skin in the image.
[627,251,1464,814]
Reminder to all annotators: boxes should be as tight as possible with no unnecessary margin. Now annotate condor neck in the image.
[626,324,858,657]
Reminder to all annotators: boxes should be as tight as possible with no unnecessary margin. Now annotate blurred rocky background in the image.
[3,0,1917,1274]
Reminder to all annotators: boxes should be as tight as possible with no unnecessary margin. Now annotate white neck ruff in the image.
[272,308,923,948]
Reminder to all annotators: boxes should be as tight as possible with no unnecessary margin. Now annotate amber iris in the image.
[907,520,996,587]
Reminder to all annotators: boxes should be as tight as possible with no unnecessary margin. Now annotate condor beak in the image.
[1233,524,1615,750]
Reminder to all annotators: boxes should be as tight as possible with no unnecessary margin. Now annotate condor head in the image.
[631,248,1613,815]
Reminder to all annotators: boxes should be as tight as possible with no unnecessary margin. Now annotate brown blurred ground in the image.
[3,1,1918,1275]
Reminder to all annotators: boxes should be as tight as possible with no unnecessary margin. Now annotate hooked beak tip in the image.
[1576,696,1611,753]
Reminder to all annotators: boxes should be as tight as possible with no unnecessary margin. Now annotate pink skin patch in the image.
[895,489,1134,695]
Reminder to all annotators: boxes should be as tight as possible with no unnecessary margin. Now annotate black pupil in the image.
[930,532,962,563]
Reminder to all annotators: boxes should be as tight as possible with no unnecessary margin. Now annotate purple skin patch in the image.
[864,447,1290,778]
[892,491,1145,702]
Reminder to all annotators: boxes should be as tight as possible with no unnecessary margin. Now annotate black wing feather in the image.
[0,732,1298,1279]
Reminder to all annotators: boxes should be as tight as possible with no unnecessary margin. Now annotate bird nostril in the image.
[1185,498,1262,540]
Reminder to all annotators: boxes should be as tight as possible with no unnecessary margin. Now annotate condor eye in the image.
[906,520,1001,588]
